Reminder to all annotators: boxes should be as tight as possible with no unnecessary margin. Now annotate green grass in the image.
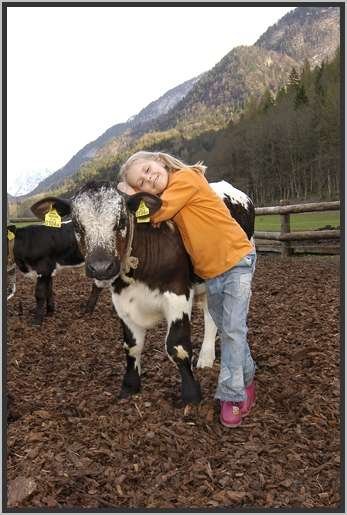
[13,221,42,228]
[11,211,341,232]
[255,211,340,232]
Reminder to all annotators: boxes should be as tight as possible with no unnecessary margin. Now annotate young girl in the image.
[117,151,256,427]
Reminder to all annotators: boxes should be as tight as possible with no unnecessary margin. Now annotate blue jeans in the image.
[206,251,256,402]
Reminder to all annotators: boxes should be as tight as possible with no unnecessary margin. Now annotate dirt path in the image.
[6,255,341,509]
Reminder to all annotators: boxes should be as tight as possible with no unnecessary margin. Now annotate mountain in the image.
[8,168,52,197]
[255,6,340,66]
[128,75,202,129]
[150,45,298,134]
[16,5,340,203]
[27,76,200,197]
[27,122,129,196]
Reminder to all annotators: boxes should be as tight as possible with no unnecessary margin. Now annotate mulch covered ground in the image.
[6,255,341,510]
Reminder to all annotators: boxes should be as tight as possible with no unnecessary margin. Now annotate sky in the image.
[7,5,293,194]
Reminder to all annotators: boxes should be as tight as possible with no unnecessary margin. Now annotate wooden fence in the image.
[9,200,341,257]
[254,200,340,256]
[8,218,39,224]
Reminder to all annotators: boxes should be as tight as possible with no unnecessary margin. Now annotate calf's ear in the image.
[31,197,72,220]
[7,224,17,235]
[126,192,162,215]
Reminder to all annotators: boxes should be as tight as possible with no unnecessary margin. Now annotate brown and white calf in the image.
[32,180,254,404]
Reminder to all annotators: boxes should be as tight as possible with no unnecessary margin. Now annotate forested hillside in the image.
[146,45,298,135]
[207,49,341,204]
[13,5,340,216]
[155,50,341,205]
[18,50,339,216]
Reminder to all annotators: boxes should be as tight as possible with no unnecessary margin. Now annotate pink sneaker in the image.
[238,381,256,417]
[220,401,242,427]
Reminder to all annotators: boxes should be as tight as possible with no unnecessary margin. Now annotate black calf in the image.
[10,222,102,325]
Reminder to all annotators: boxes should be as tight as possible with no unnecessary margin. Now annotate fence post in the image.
[280,199,292,257]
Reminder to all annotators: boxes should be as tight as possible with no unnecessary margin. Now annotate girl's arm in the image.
[151,176,198,223]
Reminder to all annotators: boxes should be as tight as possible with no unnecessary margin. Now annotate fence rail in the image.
[9,200,340,257]
[255,200,340,215]
[254,200,340,256]
[255,230,340,241]
[8,218,39,224]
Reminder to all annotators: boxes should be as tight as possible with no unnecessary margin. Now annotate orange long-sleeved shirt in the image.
[151,169,253,279]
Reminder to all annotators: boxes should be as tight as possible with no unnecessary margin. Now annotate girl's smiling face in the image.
[125,159,169,195]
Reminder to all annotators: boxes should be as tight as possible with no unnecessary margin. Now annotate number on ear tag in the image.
[135,200,150,223]
[45,208,62,228]
[7,230,15,240]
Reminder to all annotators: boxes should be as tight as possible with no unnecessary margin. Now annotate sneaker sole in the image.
[220,416,242,428]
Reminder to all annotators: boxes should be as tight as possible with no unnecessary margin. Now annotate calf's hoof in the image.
[120,372,141,398]
[118,389,134,400]
[32,316,43,327]
[80,304,95,315]
[122,369,141,395]
[119,384,141,399]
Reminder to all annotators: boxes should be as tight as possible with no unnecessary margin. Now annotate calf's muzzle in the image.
[85,252,120,280]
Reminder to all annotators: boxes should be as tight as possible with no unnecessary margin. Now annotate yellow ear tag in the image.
[44,208,62,228]
[7,230,15,241]
[135,200,150,223]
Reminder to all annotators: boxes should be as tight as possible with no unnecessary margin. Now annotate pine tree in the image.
[288,67,300,89]
[243,95,259,119]
[276,86,287,103]
[294,84,309,109]
[259,89,274,113]
[301,59,311,87]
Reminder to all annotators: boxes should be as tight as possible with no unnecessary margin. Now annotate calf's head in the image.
[31,182,161,282]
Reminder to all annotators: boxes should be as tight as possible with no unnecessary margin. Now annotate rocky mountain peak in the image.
[255,6,340,66]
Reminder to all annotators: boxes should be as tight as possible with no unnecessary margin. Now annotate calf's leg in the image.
[82,282,103,314]
[46,275,55,315]
[33,275,50,325]
[197,294,218,368]
[166,313,202,405]
[119,319,146,398]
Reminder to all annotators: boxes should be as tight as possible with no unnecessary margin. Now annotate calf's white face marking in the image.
[72,187,125,255]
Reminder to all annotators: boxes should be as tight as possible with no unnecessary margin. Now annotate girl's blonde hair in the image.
[118,150,206,182]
